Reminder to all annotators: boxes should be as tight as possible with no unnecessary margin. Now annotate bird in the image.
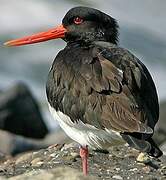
[4,6,162,176]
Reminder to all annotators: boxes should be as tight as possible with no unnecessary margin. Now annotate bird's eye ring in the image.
[74,17,83,25]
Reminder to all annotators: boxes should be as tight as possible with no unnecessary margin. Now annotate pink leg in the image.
[80,146,89,176]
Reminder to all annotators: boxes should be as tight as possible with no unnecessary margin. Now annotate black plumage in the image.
[46,7,162,157]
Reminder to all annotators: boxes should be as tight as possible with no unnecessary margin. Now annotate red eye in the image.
[74,17,83,25]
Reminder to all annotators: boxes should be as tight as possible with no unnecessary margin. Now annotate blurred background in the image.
[0,0,166,155]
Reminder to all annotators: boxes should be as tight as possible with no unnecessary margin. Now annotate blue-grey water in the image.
[1,0,166,129]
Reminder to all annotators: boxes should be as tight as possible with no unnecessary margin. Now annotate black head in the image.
[62,6,119,44]
[4,6,119,47]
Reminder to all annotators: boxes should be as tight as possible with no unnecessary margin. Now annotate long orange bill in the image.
[4,24,67,46]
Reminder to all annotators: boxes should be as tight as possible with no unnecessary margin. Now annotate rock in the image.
[8,167,95,180]
[0,83,48,139]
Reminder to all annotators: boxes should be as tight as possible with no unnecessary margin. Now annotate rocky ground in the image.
[0,143,165,180]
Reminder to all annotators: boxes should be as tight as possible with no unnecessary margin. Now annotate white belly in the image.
[49,104,125,149]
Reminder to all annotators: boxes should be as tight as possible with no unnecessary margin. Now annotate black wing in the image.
[96,45,161,157]
[46,43,161,157]
[47,44,159,135]
[98,46,159,133]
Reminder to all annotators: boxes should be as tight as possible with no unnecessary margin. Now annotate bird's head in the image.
[62,7,118,44]
[4,6,119,46]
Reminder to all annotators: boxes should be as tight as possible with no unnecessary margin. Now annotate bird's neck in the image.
[66,40,117,51]
[66,39,116,50]
[66,40,92,49]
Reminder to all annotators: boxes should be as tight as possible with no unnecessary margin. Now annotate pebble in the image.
[94,163,100,167]
[115,167,120,171]
[15,153,32,165]
[70,152,79,158]
[61,142,77,150]
[32,151,38,155]
[4,159,11,165]
[161,165,166,169]
[112,175,123,180]
[109,154,113,158]
[136,152,150,163]
[106,169,111,174]
[55,154,60,158]
[0,166,6,173]
[142,166,151,173]
[50,153,56,158]
[31,158,43,167]
[129,168,138,172]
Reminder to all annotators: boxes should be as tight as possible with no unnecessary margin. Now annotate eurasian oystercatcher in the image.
[5,6,162,175]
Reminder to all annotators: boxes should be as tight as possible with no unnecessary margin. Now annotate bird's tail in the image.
[121,134,163,158]
[147,138,163,158]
